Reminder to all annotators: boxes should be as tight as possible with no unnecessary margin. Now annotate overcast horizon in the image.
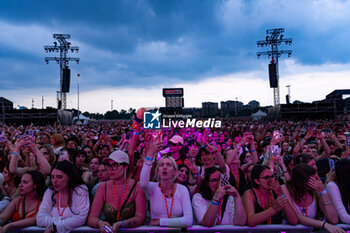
[1,0,350,113]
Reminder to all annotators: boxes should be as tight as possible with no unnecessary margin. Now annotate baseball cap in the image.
[103,150,129,164]
[169,135,184,145]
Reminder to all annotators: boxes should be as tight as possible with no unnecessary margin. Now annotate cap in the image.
[169,135,184,145]
[104,150,129,164]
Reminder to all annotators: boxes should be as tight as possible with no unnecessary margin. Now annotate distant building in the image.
[202,102,219,117]
[182,108,202,118]
[0,97,13,110]
[220,100,243,117]
[248,100,260,109]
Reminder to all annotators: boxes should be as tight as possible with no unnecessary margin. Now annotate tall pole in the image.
[257,28,293,106]
[44,34,80,110]
[42,96,44,109]
[286,85,291,102]
[77,73,80,122]
[111,100,113,111]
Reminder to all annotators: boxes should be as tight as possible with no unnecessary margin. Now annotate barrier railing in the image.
[12,224,350,233]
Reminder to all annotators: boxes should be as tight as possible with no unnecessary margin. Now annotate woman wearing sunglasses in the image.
[243,164,297,226]
[282,164,345,233]
[192,166,246,227]
[88,150,146,233]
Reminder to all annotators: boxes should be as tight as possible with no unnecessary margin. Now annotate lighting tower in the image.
[257,28,293,106]
[44,34,80,109]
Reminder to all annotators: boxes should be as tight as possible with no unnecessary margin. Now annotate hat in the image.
[169,135,184,145]
[104,150,129,164]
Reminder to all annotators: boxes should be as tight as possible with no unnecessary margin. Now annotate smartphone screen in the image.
[220,173,229,187]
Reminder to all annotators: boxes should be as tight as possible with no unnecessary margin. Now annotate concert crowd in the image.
[0,115,349,233]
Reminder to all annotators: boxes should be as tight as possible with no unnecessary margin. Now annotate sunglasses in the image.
[108,162,127,170]
[260,175,275,181]
[170,142,180,147]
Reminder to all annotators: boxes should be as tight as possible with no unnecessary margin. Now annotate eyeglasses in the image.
[260,175,275,181]
[209,178,220,183]
[108,162,127,170]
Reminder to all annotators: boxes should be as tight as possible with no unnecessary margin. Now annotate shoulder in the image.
[326,181,337,189]
[243,189,255,201]
[176,183,189,193]
[192,193,208,206]
[73,184,89,195]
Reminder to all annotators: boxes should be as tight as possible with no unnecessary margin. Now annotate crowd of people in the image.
[0,115,349,233]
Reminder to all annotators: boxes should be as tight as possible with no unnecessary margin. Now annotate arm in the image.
[116,183,146,230]
[2,216,37,231]
[0,197,19,226]
[88,182,107,229]
[127,121,141,178]
[159,185,193,227]
[36,189,58,228]
[243,190,279,227]
[232,193,247,226]
[327,182,350,224]
[32,146,51,176]
[53,186,90,233]
[307,176,339,225]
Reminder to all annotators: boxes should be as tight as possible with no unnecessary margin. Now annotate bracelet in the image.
[251,149,256,152]
[320,189,328,196]
[301,138,306,143]
[121,220,125,229]
[212,198,220,203]
[145,156,153,161]
[12,152,17,156]
[322,221,327,229]
[211,200,219,206]
[134,132,140,135]
[193,173,199,177]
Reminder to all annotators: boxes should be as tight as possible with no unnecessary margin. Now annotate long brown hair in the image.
[288,164,315,202]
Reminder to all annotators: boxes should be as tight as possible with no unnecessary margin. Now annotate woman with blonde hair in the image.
[50,134,65,157]
[140,136,193,227]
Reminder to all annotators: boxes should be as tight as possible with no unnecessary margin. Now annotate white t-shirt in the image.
[192,193,235,225]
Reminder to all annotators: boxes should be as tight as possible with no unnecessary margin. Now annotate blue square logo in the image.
[143,110,161,129]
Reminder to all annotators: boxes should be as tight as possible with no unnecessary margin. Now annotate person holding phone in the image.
[192,167,246,226]
[282,164,345,233]
[327,159,350,224]
[140,135,193,227]
[243,164,297,226]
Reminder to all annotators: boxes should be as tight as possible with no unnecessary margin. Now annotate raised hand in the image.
[306,176,325,192]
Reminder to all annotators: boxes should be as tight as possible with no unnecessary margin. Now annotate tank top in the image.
[292,193,317,218]
[102,181,137,225]
[11,196,41,222]
[252,189,283,224]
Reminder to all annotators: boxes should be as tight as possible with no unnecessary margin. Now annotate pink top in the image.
[140,163,193,227]
[36,185,90,233]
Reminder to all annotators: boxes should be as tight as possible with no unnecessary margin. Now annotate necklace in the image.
[216,201,223,225]
[257,189,272,224]
[299,193,309,217]
[113,180,129,221]
[159,183,175,218]
[57,192,68,217]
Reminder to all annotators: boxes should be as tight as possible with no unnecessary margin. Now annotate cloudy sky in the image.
[1,0,350,113]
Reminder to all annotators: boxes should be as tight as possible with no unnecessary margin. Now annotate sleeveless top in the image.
[11,196,41,222]
[103,180,137,225]
[292,194,317,218]
[252,189,283,224]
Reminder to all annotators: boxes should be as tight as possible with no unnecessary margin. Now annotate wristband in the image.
[211,200,219,206]
[121,220,125,229]
[322,221,327,229]
[145,156,153,161]
[251,149,256,152]
[320,189,328,196]
[301,138,306,143]
[12,152,17,156]
[193,173,199,177]
[134,132,140,135]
